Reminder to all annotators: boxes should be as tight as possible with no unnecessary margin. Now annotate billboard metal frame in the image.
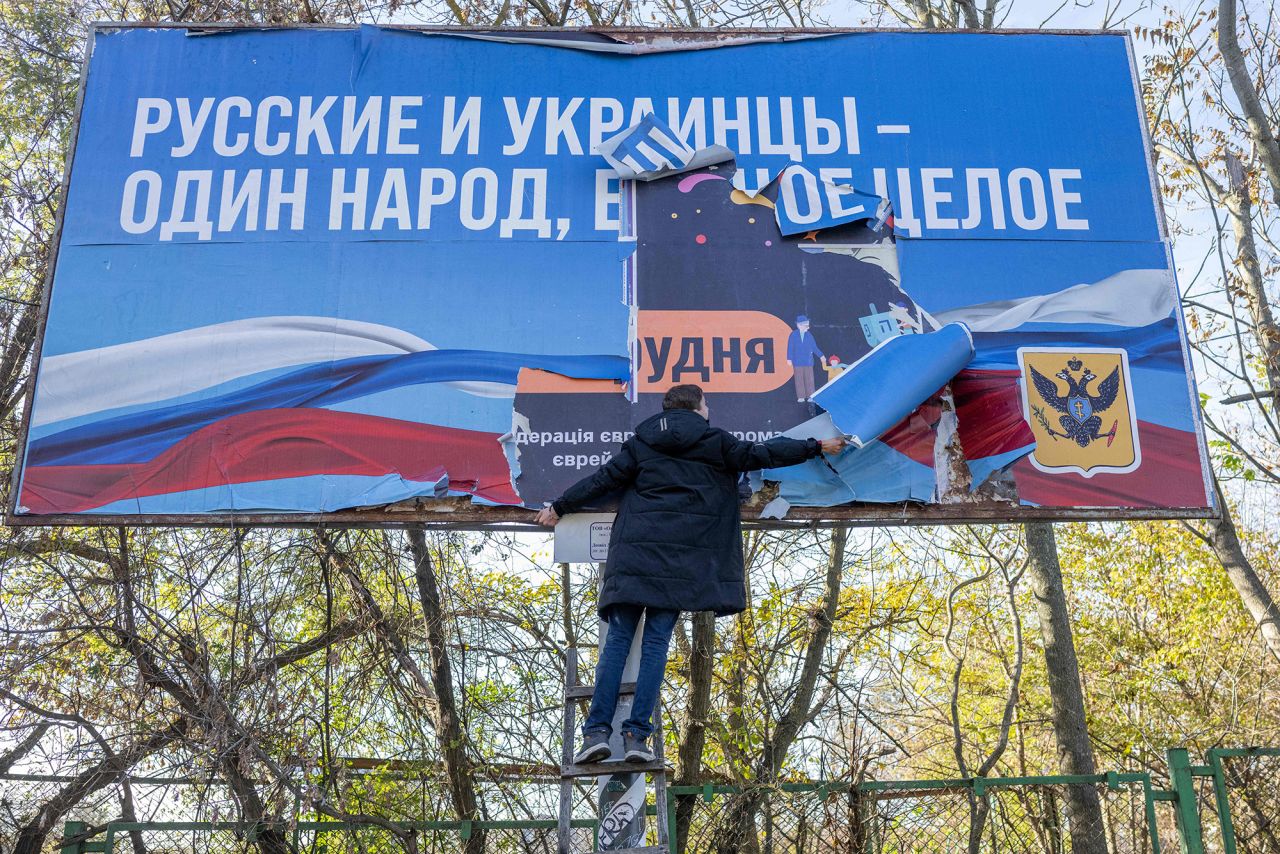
[5,24,1218,529]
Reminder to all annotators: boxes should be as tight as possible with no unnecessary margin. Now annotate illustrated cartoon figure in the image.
[823,354,847,383]
[1028,358,1121,448]
[787,314,827,402]
[858,303,900,346]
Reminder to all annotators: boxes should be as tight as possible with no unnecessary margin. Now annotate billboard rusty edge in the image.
[6,24,1217,529]
[5,505,1217,531]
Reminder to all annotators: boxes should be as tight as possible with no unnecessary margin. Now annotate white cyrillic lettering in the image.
[921,167,958,229]
[172,97,214,157]
[961,168,1007,229]
[459,168,498,231]
[254,96,292,156]
[712,97,752,154]
[779,167,822,225]
[1008,168,1048,229]
[442,96,481,155]
[594,170,620,232]
[503,97,541,156]
[217,169,261,232]
[213,97,251,157]
[296,96,337,155]
[667,98,706,151]
[500,169,551,238]
[119,170,161,234]
[266,168,307,231]
[159,170,214,240]
[370,168,411,230]
[131,98,172,157]
[416,168,456,229]
[802,97,840,155]
[843,97,860,155]
[386,96,421,155]
[544,97,584,156]
[818,168,865,218]
[757,97,800,160]
[341,96,382,155]
[329,167,368,230]
[814,167,865,220]
[590,98,624,152]
[628,98,656,128]
[876,168,919,237]
[1049,168,1088,230]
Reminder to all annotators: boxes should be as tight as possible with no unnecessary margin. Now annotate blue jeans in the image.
[583,604,679,740]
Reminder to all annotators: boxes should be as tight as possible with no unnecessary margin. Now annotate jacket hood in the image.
[635,408,709,453]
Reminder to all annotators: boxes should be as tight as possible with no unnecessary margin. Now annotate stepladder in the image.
[559,647,671,854]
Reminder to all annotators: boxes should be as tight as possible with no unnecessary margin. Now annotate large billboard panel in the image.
[10,26,1214,524]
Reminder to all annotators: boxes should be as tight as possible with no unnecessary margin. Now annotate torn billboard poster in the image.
[809,322,974,447]
[594,112,733,180]
[12,26,1212,521]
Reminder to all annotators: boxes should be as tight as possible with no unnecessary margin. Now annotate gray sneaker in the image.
[623,732,655,763]
[573,731,611,764]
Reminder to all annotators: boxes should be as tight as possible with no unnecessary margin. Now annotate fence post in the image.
[1168,748,1206,854]
[60,821,86,854]
[1206,750,1239,854]
[667,791,678,853]
[1142,775,1165,854]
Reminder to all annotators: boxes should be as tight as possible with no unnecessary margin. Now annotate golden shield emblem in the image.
[1018,347,1140,477]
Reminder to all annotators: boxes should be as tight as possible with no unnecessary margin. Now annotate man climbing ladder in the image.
[537,383,845,765]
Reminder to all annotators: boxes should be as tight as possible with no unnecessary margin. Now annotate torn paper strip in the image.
[774,165,892,236]
[758,496,791,519]
[933,268,1175,331]
[811,322,974,447]
[595,113,733,181]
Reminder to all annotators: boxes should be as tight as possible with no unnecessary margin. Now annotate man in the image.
[786,314,827,402]
[535,384,846,764]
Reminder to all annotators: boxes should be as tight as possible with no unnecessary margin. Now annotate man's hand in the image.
[820,437,848,455]
[535,506,561,527]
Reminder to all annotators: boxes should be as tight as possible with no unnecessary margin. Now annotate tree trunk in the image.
[1200,476,1280,661]
[407,528,485,854]
[1218,0,1280,203]
[674,610,715,853]
[1024,522,1107,854]
[1221,152,1280,407]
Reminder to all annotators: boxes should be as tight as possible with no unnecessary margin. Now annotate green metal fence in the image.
[44,747,1280,854]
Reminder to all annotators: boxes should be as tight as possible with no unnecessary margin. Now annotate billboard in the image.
[10,25,1214,525]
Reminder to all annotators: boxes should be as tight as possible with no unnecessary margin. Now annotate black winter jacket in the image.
[551,409,823,617]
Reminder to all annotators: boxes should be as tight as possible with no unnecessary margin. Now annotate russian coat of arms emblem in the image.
[1018,348,1140,477]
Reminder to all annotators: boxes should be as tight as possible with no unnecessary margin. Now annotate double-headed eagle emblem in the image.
[1028,357,1120,448]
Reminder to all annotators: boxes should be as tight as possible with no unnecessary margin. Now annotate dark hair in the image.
[663,384,704,411]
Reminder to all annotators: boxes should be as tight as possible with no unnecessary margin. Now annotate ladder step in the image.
[562,759,668,777]
[566,681,636,700]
